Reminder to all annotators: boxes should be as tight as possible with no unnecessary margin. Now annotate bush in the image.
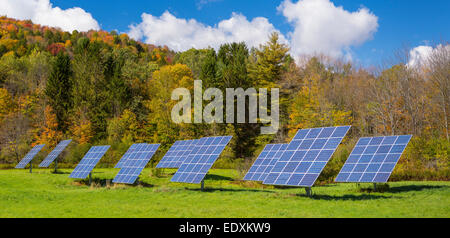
[63,143,91,165]
[317,140,354,184]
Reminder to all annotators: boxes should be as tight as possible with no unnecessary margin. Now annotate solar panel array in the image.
[156,139,198,168]
[171,136,232,184]
[335,135,412,183]
[69,146,110,179]
[39,139,72,167]
[115,143,146,168]
[16,144,45,169]
[243,144,288,181]
[263,126,351,187]
[113,144,160,184]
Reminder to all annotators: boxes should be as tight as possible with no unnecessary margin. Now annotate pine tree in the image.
[45,52,72,132]
[248,32,290,88]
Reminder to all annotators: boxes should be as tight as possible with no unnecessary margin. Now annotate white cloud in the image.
[0,0,100,32]
[278,0,378,59]
[129,0,378,61]
[408,44,450,68]
[129,11,287,52]
[408,45,433,67]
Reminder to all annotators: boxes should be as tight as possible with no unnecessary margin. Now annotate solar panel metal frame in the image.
[115,143,147,168]
[170,136,232,184]
[39,139,72,167]
[16,144,45,169]
[113,143,160,184]
[156,139,198,168]
[335,135,412,183]
[263,126,351,187]
[243,144,288,181]
[69,145,110,179]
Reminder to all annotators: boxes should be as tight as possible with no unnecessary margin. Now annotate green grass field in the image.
[0,168,449,218]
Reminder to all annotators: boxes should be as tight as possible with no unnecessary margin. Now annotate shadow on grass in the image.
[388,185,448,193]
[75,178,154,188]
[303,193,391,201]
[185,187,275,193]
[204,174,234,181]
[51,170,70,174]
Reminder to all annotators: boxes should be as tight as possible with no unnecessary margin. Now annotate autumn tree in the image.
[426,44,450,140]
[34,105,63,148]
[148,64,195,145]
[288,57,352,137]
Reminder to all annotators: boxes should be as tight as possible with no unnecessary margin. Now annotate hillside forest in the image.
[0,17,448,182]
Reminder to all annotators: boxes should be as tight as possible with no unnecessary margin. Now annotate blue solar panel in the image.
[335,135,412,183]
[113,144,160,184]
[263,126,351,187]
[39,139,72,167]
[69,146,110,179]
[243,144,287,181]
[171,136,232,184]
[156,139,198,168]
[115,143,147,168]
[16,144,45,169]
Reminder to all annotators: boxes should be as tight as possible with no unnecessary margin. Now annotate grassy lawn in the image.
[0,168,449,218]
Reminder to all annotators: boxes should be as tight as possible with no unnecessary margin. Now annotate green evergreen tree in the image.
[45,52,72,132]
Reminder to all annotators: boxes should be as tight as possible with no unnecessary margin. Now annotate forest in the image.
[0,16,448,182]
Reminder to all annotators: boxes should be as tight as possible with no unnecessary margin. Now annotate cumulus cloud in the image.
[408,44,450,68]
[0,0,100,32]
[129,0,378,61]
[278,0,378,59]
[129,11,287,52]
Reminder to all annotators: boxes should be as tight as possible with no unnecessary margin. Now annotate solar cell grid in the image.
[335,135,412,183]
[156,139,198,168]
[263,126,351,187]
[171,136,232,184]
[115,143,146,168]
[39,139,72,167]
[113,143,160,184]
[16,144,45,169]
[243,144,288,181]
[69,145,110,179]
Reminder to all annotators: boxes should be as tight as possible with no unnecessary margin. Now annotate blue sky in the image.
[4,0,450,66]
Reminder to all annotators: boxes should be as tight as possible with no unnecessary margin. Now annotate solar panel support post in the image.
[54,158,58,173]
[373,183,377,192]
[305,187,312,197]
[29,160,32,173]
[201,180,205,191]
[89,172,92,185]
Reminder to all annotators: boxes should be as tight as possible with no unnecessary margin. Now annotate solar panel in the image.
[113,144,160,184]
[39,139,72,167]
[171,136,232,184]
[69,146,110,179]
[156,139,198,168]
[335,135,412,183]
[115,143,147,168]
[263,126,351,187]
[243,144,288,181]
[16,144,45,169]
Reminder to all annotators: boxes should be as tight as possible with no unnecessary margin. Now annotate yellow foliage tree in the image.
[34,105,62,147]
[70,110,93,145]
[0,88,15,120]
[148,64,195,144]
[288,70,353,138]
[107,109,139,142]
